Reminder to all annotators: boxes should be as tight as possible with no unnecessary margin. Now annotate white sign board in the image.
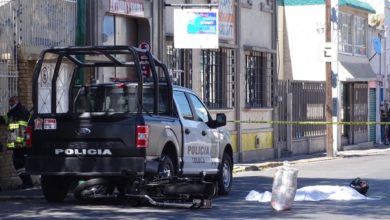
[174,8,219,49]
[320,42,337,62]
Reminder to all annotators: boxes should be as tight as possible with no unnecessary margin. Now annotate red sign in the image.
[109,0,144,17]
[139,41,151,51]
[138,41,151,77]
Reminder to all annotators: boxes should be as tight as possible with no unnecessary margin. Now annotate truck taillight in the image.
[136,125,149,148]
[25,126,32,147]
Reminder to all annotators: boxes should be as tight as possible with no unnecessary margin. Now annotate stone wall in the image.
[0,58,35,189]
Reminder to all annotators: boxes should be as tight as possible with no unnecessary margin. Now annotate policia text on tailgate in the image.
[26,46,233,208]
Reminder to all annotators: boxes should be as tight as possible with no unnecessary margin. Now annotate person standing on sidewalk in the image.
[0,96,33,189]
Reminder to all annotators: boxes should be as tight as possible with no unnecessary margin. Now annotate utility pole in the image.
[76,0,86,85]
[325,0,334,157]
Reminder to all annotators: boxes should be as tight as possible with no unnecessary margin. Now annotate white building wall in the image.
[284,5,326,81]
[240,6,272,46]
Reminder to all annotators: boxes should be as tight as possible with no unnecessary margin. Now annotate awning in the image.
[339,61,377,82]
[339,0,376,14]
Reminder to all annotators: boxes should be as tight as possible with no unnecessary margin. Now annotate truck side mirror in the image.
[215,113,226,127]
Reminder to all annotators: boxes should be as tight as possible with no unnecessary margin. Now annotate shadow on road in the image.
[0,175,388,220]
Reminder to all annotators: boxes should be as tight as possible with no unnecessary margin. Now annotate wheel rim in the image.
[80,184,108,199]
[162,164,173,177]
[222,161,231,189]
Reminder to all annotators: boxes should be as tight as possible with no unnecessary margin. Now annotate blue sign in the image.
[187,12,217,35]
[373,37,382,54]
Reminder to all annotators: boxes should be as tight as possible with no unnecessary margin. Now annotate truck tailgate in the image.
[27,114,145,175]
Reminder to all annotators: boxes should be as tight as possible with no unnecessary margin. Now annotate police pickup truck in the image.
[26,46,233,207]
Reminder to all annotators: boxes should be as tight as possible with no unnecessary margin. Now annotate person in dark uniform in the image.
[0,96,33,189]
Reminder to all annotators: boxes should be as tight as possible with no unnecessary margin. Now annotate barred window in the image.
[200,48,235,109]
[166,40,192,88]
[245,51,273,108]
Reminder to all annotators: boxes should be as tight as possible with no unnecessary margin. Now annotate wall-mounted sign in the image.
[138,41,151,77]
[174,8,219,49]
[212,0,235,42]
[319,42,337,62]
[109,0,144,17]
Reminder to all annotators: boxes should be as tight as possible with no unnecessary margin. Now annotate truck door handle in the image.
[185,128,191,134]
[201,130,207,136]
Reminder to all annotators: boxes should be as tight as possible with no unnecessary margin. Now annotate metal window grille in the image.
[20,0,77,49]
[166,41,192,88]
[200,48,235,109]
[245,51,273,108]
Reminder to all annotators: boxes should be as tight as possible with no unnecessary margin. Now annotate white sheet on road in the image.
[246,185,374,202]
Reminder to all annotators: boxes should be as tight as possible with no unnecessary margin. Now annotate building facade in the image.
[0,0,279,188]
[84,0,279,162]
[278,0,379,154]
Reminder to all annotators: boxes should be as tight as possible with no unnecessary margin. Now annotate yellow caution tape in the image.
[227,120,390,125]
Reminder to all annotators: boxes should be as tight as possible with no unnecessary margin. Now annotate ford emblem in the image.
[75,128,91,135]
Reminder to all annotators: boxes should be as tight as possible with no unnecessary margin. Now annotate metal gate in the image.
[277,80,288,151]
[369,88,376,142]
[0,0,76,115]
[341,82,369,145]
[0,0,18,115]
[277,80,326,152]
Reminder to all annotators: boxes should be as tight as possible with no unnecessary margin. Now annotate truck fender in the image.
[218,128,233,161]
[156,127,180,159]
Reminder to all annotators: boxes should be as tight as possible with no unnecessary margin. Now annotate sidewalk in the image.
[1,145,389,200]
[233,144,390,174]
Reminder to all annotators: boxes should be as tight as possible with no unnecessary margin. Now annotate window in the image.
[338,12,367,56]
[245,51,273,108]
[173,91,193,120]
[189,94,209,123]
[166,40,192,88]
[200,48,235,109]
[354,16,367,55]
[339,12,353,53]
[102,15,137,46]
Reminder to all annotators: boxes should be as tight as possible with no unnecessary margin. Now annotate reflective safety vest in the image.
[6,120,28,150]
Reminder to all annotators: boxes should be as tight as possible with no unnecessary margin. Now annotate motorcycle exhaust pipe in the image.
[125,194,212,209]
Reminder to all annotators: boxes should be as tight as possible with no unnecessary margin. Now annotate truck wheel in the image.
[41,175,69,202]
[159,155,174,177]
[217,152,233,195]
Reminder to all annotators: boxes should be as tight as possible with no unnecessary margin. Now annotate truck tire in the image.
[217,152,233,195]
[159,155,174,177]
[41,175,69,202]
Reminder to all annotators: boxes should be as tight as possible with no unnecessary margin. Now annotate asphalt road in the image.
[1,151,389,220]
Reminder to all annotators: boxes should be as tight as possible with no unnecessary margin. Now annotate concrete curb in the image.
[233,156,336,174]
[233,147,390,175]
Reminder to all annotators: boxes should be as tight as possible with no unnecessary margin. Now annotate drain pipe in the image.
[235,0,242,162]
[130,194,211,209]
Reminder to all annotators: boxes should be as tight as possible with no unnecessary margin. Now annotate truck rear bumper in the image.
[26,156,145,176]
